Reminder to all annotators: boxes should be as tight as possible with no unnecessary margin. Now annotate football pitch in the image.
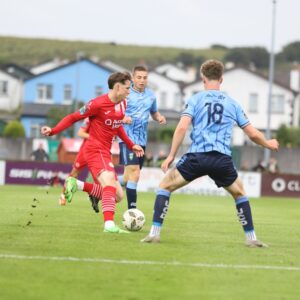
[0,185,300,300]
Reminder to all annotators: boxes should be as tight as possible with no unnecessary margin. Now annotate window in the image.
[95,86,103,96]
[271,94,284,114]
[248,93,258,113]
[63,85,72,103]
[160,92,167,108]
[37,84,53,102]
[174,92,182,110]
[0,81,8,95]
[30,124,41,138]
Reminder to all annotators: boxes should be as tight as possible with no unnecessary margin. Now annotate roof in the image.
[21,103,73,117]
[25,58,115,81]
[0,63,33,80]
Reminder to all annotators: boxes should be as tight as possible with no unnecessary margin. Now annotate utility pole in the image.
[264,0,277,166]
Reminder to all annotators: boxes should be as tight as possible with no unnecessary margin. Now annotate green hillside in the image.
[0,36,227,69]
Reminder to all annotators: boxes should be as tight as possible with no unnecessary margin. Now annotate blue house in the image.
[21,58,113,137]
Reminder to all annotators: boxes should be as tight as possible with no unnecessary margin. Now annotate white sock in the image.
[104,220,115,229]
[150,224,161,236]
[245,230,257,241]
[76,180,84,191]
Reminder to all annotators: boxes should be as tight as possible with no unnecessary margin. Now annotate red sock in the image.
[83,182,102,198]
[103,211,114,221]
[102,186,116,221]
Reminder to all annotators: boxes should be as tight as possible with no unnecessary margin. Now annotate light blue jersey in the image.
[122,86,158,146]
[182,90,250,156]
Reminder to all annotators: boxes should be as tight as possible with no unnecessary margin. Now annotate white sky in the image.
[0,0,299,52]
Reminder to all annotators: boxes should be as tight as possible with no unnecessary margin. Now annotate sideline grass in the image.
[0,185,300,300]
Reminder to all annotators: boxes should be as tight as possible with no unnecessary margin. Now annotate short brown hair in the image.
[108,72,131,89]
[132,65,148,74]
[200,59,224,80]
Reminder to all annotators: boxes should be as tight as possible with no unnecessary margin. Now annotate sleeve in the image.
[181,97,195,118]
[235,103,250,128]
[116,126,135,150]
[150,96,158,114]
[50,100,98,135]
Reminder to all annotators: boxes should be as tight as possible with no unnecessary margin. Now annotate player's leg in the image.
[141,167,188,243]
[124,164,140,209]
[224,178,267,247]
[119,143,145,209]
[97,170,128,233]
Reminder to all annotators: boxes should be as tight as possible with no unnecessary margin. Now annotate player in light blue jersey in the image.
[142,59,279,247]
[119,65,166,209]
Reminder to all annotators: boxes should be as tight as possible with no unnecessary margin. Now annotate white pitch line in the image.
[0,254,299,271]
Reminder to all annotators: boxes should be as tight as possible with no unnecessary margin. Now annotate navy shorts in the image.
[119,142,146,169]
[176,151,238,187]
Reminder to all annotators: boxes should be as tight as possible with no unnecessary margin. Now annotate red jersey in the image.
[51,94,134,152]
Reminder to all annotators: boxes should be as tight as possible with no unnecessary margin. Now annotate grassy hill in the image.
[0,36,227,69]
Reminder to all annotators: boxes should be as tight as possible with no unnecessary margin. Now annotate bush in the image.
[3,120,25,138]
[276,125,300,147]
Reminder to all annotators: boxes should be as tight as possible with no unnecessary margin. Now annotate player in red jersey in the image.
[41,72,144,233]
[59,117,124,213]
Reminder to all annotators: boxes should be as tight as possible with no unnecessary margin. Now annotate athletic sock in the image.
[151,189,171,235]
[235,196,256,240]
[149,222,162,236]
[102,186,116,222]
[126,181,137,209]
[82,182,102,199]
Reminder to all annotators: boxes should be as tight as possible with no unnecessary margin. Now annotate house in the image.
[183,67,299,145]
[21,58,114,137]
[0,68,24,112]
[155,63,196,83]
[30,58,69,75]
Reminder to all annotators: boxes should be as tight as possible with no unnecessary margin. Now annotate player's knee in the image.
[116,188,124,202]
[159,181,175,193]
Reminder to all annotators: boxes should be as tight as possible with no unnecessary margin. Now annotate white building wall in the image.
[0,71,23,111]
[148,72,182,111]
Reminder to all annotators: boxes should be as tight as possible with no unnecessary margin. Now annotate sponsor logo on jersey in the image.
[104,119,123,129]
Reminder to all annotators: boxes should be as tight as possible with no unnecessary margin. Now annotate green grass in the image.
[0,185,300,300]
[0,36,226,68]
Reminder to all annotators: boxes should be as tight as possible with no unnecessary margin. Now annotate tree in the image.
[276,125,300,147]
[224,47,269,69]
[3,120,25,138]
[277,41,300,63]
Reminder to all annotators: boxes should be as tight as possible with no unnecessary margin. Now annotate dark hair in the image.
[133,65,148,74]
[108,72,132,89]
[200,59,224,80]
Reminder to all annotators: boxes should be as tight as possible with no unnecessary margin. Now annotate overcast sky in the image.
[1,0,299,52]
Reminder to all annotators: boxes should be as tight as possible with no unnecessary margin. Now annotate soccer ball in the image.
[122,209,145,231]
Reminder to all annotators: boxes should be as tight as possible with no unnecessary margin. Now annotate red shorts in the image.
[83,144,116,180]
[73,147,87,171]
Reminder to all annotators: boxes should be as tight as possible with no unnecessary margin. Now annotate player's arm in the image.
[243,124,279,151]
[41,111,86,136]
[161,115,191,172]
[151,111,166,124]
[41,102,96,136]
[116,126,144,157]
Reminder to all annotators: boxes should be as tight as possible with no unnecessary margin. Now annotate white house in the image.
[183,67,299,145]
[148,71,183,111]
[155,63,196,83]
[0,69,23,112]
